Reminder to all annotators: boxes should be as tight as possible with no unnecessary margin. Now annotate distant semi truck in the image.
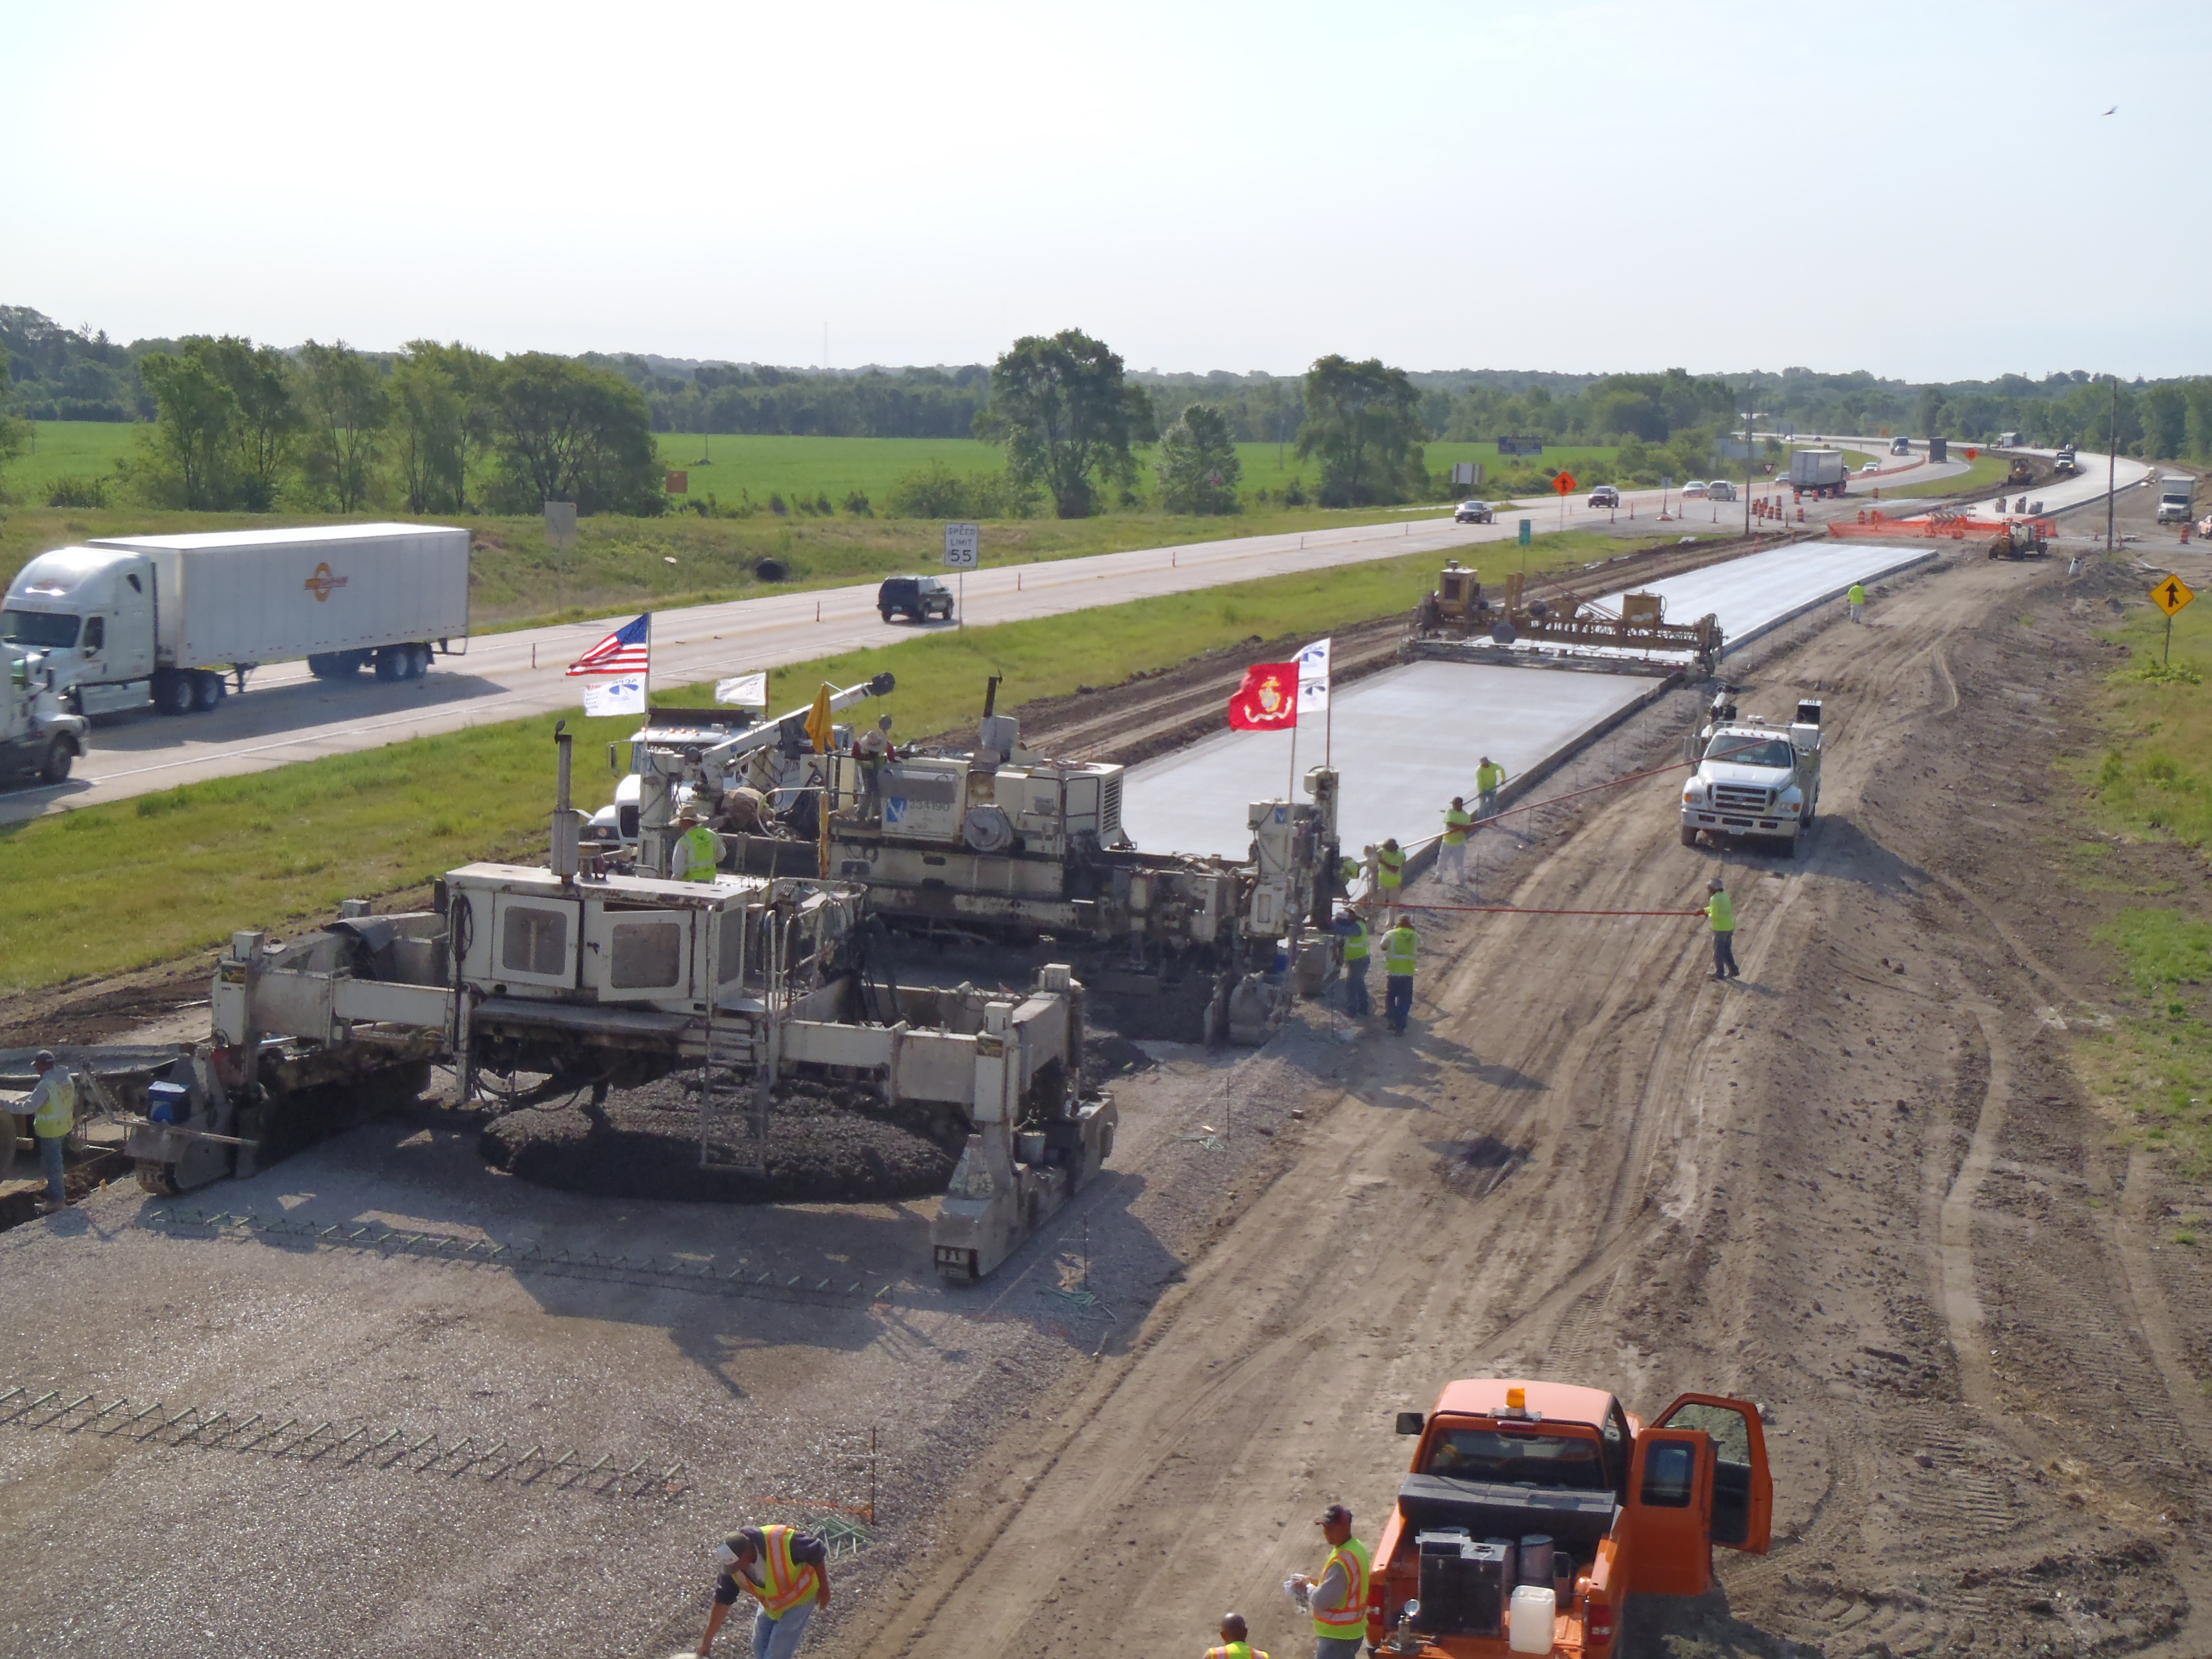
[1788,449,1849,498]
[1,524,470,717]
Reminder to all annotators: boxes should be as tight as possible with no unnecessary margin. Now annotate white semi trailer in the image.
[1,523,469,716]
[1788,449,1849,498]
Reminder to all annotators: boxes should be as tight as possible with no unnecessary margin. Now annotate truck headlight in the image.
[1683,784,1704,805]
[1778,788,1803,814]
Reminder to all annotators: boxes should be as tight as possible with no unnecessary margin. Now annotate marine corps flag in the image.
[1227,662,1299,731]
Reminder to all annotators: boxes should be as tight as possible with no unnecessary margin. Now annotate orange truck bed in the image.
[1365,1378,1771,1658]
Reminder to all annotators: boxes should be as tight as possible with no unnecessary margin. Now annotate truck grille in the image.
[1100,775,1123,840]
[1711,784,1771,811]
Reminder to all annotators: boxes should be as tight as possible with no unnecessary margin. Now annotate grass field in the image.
[1873,450,2014,500]
[0,529,1636,993]
[4,419,139,501]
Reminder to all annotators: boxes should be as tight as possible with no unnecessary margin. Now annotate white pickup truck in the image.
[2,647,91,786]
[1681,694,1822,856]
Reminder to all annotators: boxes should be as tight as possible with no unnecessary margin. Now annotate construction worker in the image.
[1290,1503,1372,1659]
[1475,756,1506,820]
[1375,838,1406,918]
[1382,918,1417,1035]
[1357,843,1380,904]
[1703,876,1739,980]
[694,1523,832,1659]
[1331,905,1371,1018]
[671,806,724,882]
[855,714,894,821]
[1206,1612,1268,1659]
[14,1050,75,1209]
[1438,797,1472,888]
[1846,581,1868,624]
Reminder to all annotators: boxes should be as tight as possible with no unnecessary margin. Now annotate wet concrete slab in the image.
[1118,660,1651,859]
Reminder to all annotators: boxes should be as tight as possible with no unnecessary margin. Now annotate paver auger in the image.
[1406,564,1723,674]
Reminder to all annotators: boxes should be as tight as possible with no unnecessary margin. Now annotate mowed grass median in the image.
[0,531,1634,993]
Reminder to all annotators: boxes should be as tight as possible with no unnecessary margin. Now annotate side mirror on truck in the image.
[1395,1411,1425,1436]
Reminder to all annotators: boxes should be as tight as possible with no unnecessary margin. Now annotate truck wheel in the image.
[190,671,224,711]
[374,648,405,681]
[39,739,75,784]
[1680,827,1699,848]
[408,643,432,679]
[153,671,194,716]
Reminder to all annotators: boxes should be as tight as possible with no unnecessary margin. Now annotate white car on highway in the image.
[1454,500,1495,524]
[1862,462,1880,475]
[1680,481,1710,501]
[1706,481,1737,502]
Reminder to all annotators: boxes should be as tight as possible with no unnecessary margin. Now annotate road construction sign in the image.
[2152,574,2194,617]
[1553,473,1577,496]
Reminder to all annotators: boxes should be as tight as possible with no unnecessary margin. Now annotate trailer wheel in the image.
[406,643,431,679]
[39,738,75,784]
[374,648,405,682]
[152,671,194,716]
[190,670,225,710]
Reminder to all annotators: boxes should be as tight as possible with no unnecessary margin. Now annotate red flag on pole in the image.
[1227,662,1299,730]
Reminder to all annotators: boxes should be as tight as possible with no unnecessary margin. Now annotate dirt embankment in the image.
[838,550,2212,1659]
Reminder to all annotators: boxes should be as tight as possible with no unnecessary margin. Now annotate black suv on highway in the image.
[877,575,956,624]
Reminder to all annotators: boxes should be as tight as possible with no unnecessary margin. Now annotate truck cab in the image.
[1680,696,1821,856]
[1372,1379,1771,1657]
[0,648,91,785]
[2,546,160,715]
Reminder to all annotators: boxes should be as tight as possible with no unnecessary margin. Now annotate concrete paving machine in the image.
[1405,561,1723,674]
[122,725,1113,1280]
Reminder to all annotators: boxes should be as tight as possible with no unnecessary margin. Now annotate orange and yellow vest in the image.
[1207,1644,1269,1659]
[1312,1536,1372,1639]
[744,1525,823,1620]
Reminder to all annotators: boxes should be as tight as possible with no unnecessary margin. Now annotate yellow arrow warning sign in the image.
[2151,574,2195,617]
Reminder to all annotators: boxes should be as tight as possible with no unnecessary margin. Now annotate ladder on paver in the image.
[697,1020,769,1175]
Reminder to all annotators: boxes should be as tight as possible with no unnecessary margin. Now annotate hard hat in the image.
[1707,877,1724,891]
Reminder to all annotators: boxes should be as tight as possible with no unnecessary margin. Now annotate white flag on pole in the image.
[715,671,769,707]
[582,674,646,717]
[1295,637,1331,712]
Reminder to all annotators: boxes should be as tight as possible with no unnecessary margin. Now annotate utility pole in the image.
[1742,386,1755,539]
[2106,373,2118,554]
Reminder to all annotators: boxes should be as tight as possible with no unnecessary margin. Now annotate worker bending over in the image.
[1290,1504,1372,1659]
[1331,905,1371,1018]
[1438,798,1472,888]
[1205,1612,1268,1659]
[1702,876,1739,980]
[1382,918,1417,1035]
[694,1523,831,1659]
[1475,756,1506,820]
[672,806,724,882]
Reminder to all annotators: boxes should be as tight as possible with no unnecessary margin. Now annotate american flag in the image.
[566,613,650,676]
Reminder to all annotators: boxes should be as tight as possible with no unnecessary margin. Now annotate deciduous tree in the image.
[980,330,1153,518]
[394,341,497,513]
[138,348,237,508]
[1155,403,1241,514]
[296,340,391,512]
[487,353,662,516]
[1296,355,1424,507]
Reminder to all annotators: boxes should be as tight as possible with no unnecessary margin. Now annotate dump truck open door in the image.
[1657,1393,1772,1553]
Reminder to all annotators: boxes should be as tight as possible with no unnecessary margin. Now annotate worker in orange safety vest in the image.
[1290,1503,1372,1659]
[694,1523,831,1659]
[1205,1612,1270,1659]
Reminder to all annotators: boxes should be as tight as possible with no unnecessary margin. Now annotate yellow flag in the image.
[804,682,836,754]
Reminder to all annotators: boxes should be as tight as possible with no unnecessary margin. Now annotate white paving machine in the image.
[125,725,1113,1280]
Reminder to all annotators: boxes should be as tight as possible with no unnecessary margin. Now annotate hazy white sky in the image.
[6,0,2205,381]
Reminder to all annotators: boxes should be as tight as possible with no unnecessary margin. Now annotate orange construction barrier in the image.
[1826,511,2057,542]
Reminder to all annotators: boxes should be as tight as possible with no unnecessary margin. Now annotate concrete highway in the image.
[0,448,1976,825]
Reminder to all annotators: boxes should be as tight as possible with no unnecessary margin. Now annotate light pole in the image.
[1739,408,1768,537]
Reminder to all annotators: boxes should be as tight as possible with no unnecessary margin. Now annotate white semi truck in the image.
[1788,449,1849,498]
[1681,693,1823,857]
[1,523,470,717]
[1,647,91,785]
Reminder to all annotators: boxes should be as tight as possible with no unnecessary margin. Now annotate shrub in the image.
[842,490,872,516]
[883,462,1032,519]
[45,474,112,509]
[768,492,788,515]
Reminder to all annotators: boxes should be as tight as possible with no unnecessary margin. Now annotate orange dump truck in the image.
[1367,1378,1771,1657]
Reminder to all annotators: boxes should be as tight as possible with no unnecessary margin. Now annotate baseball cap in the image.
[34,1049,55,1065]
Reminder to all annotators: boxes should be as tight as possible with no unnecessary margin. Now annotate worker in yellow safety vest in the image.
[1847,582,1868,624]
[1702,876,1739,980]
[1331,905,1371,1018]
[672,806,724,882]
[1205,1611,1270,1659]
[1475,756,1506,819]
[1291,1503,1373,1659]
[1382,920,1417,1035]
[1438,797,1472,889]
[694,1523,832,1659]
[14,1050,76,1209]
[1375,839,1405,922]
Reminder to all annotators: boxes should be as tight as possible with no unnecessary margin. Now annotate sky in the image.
[5,0,2206,382]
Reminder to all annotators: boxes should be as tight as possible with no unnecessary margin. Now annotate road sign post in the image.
[944,522,980,629]
[2152,573,2194,665]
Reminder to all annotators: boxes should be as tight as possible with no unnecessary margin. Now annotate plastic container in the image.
[1518,1534,1554,1586]
[1508,1584,1556,1654]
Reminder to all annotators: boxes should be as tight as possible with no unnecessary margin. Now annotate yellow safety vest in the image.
[1342,918,1369,962]
[1706,891,1735,932]
[1207,1644,1268,1659]
[1385,927,1417,977]
[31,1070,76,1137]
[1376,847,1405,889]
[1339,856,1361,886]
[677,824,721,881]
[744,1525,822,1620]
[1443,808,1472,845]
[1847,584,1867,606]
[1476,762,1504,793]
[1312,1536,1372,1639]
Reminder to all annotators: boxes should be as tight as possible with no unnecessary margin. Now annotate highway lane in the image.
[0,453,1970,826]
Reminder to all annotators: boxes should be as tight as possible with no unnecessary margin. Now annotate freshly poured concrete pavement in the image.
[1118,660,1650,860]
[1598,539,1935,655]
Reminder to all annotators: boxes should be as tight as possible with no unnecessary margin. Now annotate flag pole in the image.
[1289,705,1299,801]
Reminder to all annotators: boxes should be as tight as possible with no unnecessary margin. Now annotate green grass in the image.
[4,419,139,503]
[1870,450,2015,500]
[0,529,1636,994]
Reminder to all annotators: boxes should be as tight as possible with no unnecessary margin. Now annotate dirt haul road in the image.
[854,553,2212,1659]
